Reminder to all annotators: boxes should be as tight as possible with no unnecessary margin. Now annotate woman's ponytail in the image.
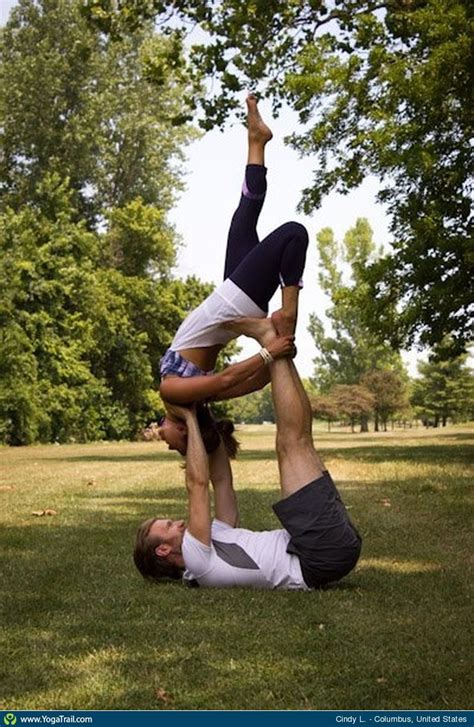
[196,404,240,459]
[215,419,240,459]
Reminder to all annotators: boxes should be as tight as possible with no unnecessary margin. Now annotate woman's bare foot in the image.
[271,309,297,337]
[223,316,277,346]
[247,94,273,146]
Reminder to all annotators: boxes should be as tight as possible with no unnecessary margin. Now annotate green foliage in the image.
[0,175,211,445]
[227,386,274,424]
[0,0,198,225]
[105,199,176,277]
[0,322,43,445]
[411,339,474,426]
[309,219,403,391]
[361,369,409,431]
[84,0,474,349]
[0,0,212,445]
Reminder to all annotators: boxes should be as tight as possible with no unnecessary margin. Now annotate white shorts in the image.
[171,279,266,351]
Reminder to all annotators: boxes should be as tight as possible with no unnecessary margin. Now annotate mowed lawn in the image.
[1,425,473,711]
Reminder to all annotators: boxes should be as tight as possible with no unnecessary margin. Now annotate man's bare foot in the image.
[271,309,296,337]
[246,94,273,145]
[223,316,277,346]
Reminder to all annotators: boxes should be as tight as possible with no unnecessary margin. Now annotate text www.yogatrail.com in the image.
[4,717,93,725]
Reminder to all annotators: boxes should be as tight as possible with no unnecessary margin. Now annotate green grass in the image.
[1,425,473,710]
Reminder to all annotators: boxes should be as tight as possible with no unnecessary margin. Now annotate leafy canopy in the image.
[83,0,474,350]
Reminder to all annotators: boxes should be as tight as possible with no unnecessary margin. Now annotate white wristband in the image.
[259,347,274,364]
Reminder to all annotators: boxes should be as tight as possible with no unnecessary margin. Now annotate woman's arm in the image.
[212,367,271,401]
[160,337,294,405]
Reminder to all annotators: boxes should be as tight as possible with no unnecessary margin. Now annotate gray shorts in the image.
[273,471,362,588]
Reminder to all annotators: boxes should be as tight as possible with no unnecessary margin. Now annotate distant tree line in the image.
[227,347,473,432]
[226,220,473,431]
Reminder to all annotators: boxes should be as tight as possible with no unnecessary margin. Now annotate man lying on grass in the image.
[133,318,362,590]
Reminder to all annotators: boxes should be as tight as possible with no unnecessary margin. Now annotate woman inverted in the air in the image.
[158,95,309,453]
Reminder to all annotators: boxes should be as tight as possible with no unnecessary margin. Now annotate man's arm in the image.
[177,407,212,546]
[208,440,240,527]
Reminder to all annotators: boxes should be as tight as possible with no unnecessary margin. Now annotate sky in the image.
[0,0,423,377]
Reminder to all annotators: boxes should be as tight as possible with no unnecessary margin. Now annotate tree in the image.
[332,385,375,433]
[0,0,197,225]
[360,370,408,432]
[411,340,474,427]
[309,394,338,432]
[309,219,403,394]
[0,0,213,444]
[83,0,474,350]
[0,174,212,445]
[228,386,274,425]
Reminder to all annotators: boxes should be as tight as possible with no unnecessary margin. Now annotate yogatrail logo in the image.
[3,715,17,726]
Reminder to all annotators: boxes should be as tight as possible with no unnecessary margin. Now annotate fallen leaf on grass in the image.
[0,485,15,491]
[378,499,391,507]
[376,677,387,684]
[31,509,58,517]
[86,479,96,487]
[155,688,172,705]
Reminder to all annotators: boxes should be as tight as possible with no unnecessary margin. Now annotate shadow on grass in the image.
[2,475,472,710]
[324,443,473,466]
[44,438,473,469]
[40,451,183,463]
[226,442,473,467]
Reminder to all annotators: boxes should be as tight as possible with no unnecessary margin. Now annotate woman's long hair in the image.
[196,403,240,459]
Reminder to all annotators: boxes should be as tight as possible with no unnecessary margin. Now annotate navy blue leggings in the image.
[223,165,309,313]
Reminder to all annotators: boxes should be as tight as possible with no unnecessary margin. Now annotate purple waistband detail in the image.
[279,273,304,289]
[242,178,266,200]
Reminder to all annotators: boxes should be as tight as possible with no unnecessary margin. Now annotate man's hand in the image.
[165,401,195,422]
[265,335,297,361]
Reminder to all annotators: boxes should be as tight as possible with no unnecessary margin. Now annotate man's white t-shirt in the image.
[182,519,311,590]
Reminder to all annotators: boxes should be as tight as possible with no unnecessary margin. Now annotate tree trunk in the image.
[434,414,439,428]
[374,412,379,432]
[360,415,369,433]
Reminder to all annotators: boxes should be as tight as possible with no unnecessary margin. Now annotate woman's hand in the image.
[265,335,297,360]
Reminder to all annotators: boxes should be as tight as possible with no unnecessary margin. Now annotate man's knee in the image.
[276,429,313,458]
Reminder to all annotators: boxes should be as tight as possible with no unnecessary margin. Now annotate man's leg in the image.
[224,317,323,496]
[269,357,326,497]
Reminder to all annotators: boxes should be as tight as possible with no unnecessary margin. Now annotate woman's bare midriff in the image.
[177,344,223,372]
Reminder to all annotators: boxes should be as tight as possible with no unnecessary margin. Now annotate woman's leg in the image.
[223,95,273,279]
[228,220,309,333]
